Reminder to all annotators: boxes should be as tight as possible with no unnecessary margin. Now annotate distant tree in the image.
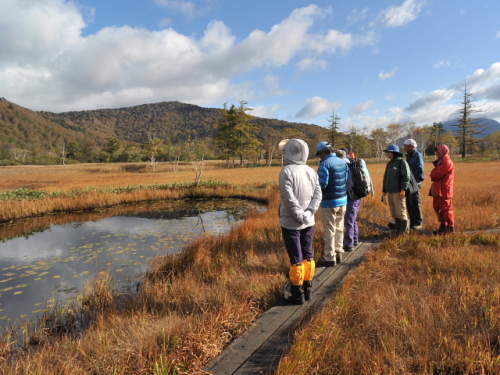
[66,142,80,159]
[370,128,389,159]
[145,132,163,172]
[60,142,67,169]
[429,122,446,147]
[386,123,405,145]
[438,130,459,155]
[327,110,342,149]
[412,125,432,156]
[482,131,500,160]
[453,81,486,158]
[343,125,368,156]
[106,137,122,161]
[216,102,261,167]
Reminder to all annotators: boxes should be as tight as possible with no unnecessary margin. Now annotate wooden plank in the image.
[233,242,378,375]
[203,241,380,375]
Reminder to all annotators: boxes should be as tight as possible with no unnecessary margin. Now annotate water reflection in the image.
[0,199,264,329]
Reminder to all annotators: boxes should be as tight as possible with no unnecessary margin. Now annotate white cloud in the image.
[1,4,376,112]
[295,97,341,119]
[380,0,425,28]
[0,0,85,66]
[153,0,196,17]
[405,88,455,113]
[251,104,280,119]
[434,59,451,69]
[385,94,395,101]
[495,31,500,39]
[347,8,369,25]
[349,100,374,115]
[308,29,355,55]
[378,68,397,81]
[296,58,328,71]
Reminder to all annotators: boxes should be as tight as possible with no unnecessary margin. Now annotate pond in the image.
[0,198,265,330]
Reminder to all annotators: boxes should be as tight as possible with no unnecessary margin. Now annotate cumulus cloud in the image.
[405,89,455,113]
[349,100,374,115]
[378,68,397,81]
[380,0,425,28]
[295,97,341,119]
[251,103,280,119]
[296,58,328,71]
[0,3,376,112]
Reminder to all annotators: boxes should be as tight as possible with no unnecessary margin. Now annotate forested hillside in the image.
[0,98,107,159]
[42,101,326,145]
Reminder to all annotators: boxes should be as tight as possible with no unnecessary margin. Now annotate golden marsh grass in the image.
[0,160,498,373]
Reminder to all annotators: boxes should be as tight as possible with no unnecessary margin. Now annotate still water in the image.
[0,198,264,329]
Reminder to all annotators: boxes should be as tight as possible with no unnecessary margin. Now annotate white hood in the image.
[283,139,309,165]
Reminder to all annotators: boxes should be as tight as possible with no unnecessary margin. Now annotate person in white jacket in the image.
[279,139,322,304]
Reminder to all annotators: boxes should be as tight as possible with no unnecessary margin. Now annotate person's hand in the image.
[400,190,406,199]
[302,210,313,226]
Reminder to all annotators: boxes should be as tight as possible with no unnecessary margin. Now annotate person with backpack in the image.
[315,142,349,267]
[382,144,411,235]
[403,139,425,230]
[344,152,374,251]
[278,139,322,304]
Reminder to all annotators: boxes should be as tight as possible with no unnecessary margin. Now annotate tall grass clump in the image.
[276,233,500,374]
[0,186,296,374]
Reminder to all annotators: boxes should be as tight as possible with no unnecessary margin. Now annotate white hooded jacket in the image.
[279,139,322,230]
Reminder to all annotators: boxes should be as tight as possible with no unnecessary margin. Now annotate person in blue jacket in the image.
[403,139,425,230]
[315,141,349,267]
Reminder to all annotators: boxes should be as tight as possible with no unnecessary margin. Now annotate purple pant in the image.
[281,226,315,265]
[344,199,362,248]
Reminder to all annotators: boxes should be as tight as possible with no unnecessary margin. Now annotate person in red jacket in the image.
[430,144,455,234]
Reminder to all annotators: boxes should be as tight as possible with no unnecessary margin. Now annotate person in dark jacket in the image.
[382,144,411,235]
[403,139,425,230]
[430,144,455,234]
[316,142,349,267]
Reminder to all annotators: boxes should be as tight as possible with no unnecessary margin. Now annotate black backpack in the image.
[348,158,371,200]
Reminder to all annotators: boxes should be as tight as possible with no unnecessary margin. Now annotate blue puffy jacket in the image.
[406,149,425,184]
[317,154,349,208]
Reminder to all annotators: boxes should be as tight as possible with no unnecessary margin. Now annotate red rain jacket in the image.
[430,145,455,198]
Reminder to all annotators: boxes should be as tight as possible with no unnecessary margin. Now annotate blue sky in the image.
[1,0,500,131]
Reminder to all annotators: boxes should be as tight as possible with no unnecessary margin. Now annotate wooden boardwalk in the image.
[203,240,382,375]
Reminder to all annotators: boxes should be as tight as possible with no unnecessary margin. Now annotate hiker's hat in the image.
[315,141,332,156]
[383,144,402,155]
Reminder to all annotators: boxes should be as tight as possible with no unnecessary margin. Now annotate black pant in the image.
[406,186,423,227]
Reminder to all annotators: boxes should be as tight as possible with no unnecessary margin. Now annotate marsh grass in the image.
[276,233,500,374]
[0,161,499,374]
[0,187,291,374]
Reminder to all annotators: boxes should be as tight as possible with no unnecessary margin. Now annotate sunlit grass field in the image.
[0,159,498,374]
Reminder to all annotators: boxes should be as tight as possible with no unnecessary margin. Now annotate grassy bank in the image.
[0,161,498,373]
[276,233,500,374]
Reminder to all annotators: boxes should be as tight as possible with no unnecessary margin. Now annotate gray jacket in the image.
[279,139,322,230]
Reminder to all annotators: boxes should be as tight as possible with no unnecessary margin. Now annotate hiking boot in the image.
[316,257,336,267]
[285,285,304,305]
[388,221,397,230]
[303,280,313,301]
[336,253,343,264]
[343,246,354,252]
[410,225,423,231]
[398,219,409,235]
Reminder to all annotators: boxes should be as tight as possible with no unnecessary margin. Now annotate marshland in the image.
[0,160,498,374]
